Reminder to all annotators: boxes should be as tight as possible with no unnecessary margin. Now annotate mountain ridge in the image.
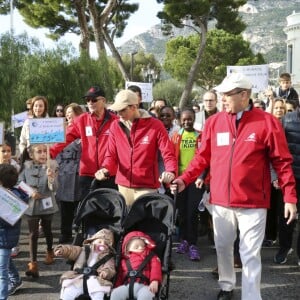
[118,0,300,65]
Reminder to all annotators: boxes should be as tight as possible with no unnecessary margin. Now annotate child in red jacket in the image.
[110,231,162,300]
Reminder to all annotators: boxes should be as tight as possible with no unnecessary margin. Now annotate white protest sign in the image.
[29,117,65,144]
[0,122,4,145]
[0,187,29,226]
[227,64,269,93]
[125,81,153,103]
[11,111,28,128]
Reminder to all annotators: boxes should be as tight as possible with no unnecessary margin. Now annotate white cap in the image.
[214,73,253,93]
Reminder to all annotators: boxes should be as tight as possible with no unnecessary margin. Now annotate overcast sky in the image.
[0,1,163,53]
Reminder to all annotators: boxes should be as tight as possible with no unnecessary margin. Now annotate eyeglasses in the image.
[222,90,246,97]
[86,97,99,103]
[56,109,64,113]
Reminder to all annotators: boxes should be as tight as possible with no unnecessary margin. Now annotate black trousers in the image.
[177,184,204,245]
[265,185,280,241]
[60,201,78,237]
[278,179,300,256]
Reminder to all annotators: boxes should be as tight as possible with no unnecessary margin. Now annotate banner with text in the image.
[125,81,153,103]
[29,117,65,144]
[227,64,269,93]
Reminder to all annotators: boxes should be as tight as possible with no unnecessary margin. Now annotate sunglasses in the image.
[56,109,64,113]
[86,97,99,103]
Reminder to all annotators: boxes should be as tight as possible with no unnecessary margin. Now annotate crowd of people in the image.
[0,72,299,300]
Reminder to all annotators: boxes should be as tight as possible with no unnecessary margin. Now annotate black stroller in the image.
[73,188,127,241]
[70,188,127,300]
[120,192,175,300]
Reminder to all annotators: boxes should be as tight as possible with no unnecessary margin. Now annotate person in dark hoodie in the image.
[275,73,299,107]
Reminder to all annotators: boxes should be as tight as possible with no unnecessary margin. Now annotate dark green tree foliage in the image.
[164,30,265,89]
[0,33,114,127]
[157,0,247,108]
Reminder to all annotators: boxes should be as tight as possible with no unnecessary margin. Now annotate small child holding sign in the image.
[0,164,29,298]
[18,143,58,278]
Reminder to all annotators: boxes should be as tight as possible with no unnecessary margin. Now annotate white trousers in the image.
[212,205,267,300]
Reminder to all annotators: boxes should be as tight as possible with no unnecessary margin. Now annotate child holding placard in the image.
[18,143,58,278]
[0,140,21,258]
[0,164,28,297]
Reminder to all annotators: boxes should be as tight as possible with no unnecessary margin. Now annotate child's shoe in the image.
[8,279,23,295]
[44,249,55,265]
[176,240,189,254]
[25,261,39,278]
[188,245,200,261]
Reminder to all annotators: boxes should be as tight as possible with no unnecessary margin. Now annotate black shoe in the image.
[217,290,233,300]
[274,248,293,264]
[58,235,73,244]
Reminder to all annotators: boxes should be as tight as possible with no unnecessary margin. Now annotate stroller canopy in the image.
[123,192,175,235]
[73,188,127,235]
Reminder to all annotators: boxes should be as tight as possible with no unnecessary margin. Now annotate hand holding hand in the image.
[170,178,185,194]
[159,172,175,184]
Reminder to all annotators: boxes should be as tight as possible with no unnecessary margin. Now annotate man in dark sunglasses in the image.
[51,86,118,200]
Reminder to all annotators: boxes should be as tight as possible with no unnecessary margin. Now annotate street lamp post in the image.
[141,65,159,84]
[130,51,138,81]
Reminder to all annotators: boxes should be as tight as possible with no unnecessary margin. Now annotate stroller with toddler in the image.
[71,188,175,300]
[120,192,175,300]
[66,188,127,300]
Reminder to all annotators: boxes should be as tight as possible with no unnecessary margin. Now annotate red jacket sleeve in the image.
[50,123,79,158]
[149,255,162,283]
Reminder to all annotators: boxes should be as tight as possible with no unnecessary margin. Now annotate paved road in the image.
[10,213,300,299]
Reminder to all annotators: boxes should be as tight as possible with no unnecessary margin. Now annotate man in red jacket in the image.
[171,73,297,300]
[51,86,118,200]
[95,89,177,206]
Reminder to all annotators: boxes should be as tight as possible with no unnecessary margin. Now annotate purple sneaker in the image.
[189,245,200,261]
[176,240,189,254]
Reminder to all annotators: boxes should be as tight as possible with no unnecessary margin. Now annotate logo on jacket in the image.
[103,129,110,135]
[245,133,256,142]
[140,135,150,145]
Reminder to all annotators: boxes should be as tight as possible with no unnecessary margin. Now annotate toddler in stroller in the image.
[115,192,175,300]
[111,231,162,300]
[54,228,116,300]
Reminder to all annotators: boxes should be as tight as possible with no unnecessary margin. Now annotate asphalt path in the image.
[10,213,300,300]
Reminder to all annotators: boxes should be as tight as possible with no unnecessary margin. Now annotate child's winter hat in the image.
[83,228,114,247]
